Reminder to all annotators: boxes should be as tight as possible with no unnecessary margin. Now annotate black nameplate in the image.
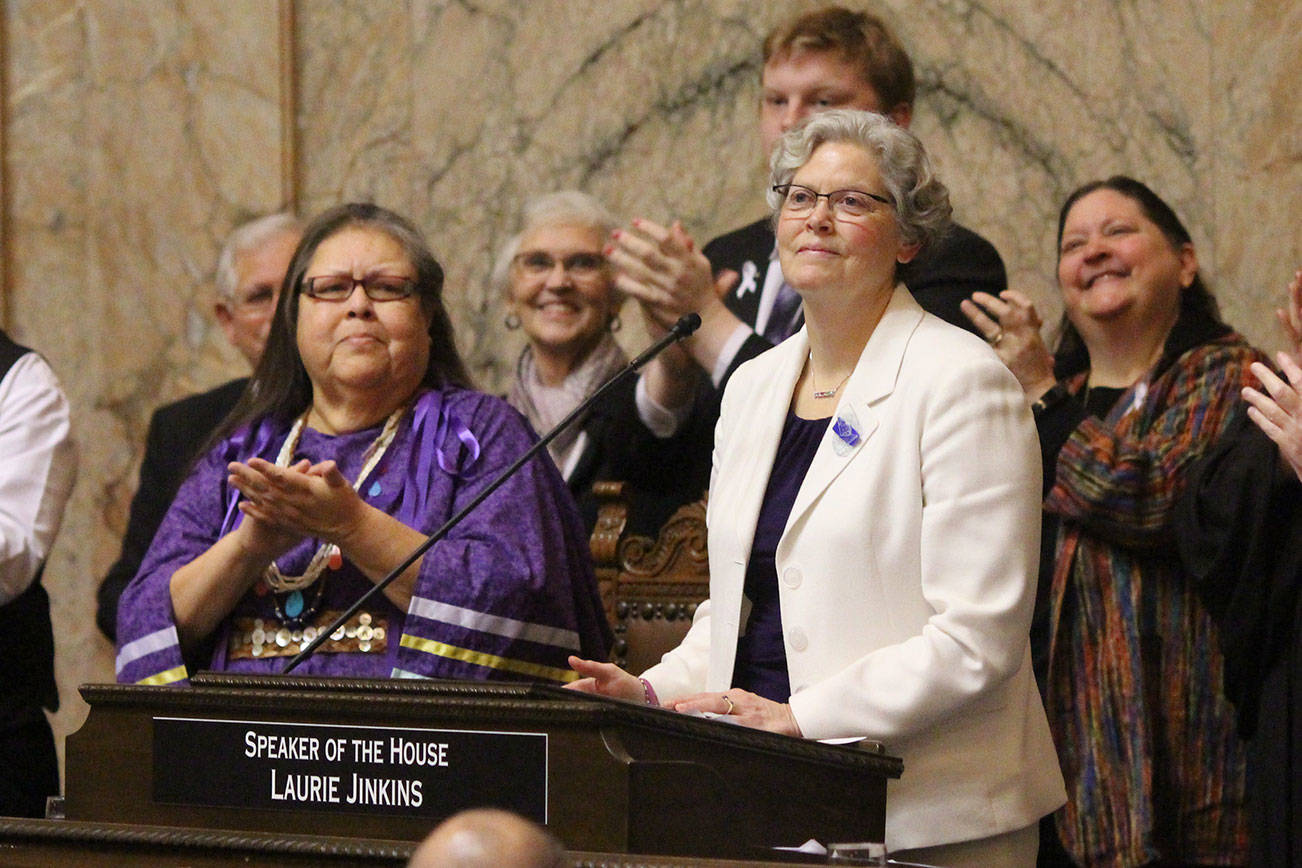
[152,717,547,821]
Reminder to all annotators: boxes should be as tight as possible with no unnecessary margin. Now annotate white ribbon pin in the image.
[736,260,758,297]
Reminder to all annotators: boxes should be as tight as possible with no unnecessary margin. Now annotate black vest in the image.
[0,331,59,715]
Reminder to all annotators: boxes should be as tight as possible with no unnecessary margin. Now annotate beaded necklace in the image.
[262,404,407,626]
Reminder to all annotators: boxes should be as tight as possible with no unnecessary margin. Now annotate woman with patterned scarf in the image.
[964,176,1264,867]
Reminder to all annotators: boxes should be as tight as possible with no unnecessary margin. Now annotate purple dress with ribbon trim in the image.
[115,387,611,686]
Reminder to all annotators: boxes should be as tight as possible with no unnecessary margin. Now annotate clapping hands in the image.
[961,289,1057,401]
[1244,269,1302,483]
[228,457,365,557]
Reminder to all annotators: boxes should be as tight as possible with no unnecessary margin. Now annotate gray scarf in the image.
[507,333,628,479]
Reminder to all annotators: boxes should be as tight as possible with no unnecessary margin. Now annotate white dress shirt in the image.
[0,352,75,605]
[634,247,788,433]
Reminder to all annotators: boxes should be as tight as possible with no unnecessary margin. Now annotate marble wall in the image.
[3,0,1300,774]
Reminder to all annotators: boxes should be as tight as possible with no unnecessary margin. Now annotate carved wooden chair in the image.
[589,482,709,675]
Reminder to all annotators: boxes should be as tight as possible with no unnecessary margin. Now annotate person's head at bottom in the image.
[408,808,566,868]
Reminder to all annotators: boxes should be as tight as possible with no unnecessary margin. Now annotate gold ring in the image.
[990,329,1004,347]
[722,694,735,715]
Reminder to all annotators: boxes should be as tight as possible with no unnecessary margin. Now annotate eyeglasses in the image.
[301,275,416,302]
[512,251,608,278]
[773,184,893,220]
[228,285,277,312]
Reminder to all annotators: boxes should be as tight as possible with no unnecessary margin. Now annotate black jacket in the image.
[97,378,247,641]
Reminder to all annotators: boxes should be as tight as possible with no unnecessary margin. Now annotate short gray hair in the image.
[215,212,303,299]
[490,191,619,298]
[766,109,951,250]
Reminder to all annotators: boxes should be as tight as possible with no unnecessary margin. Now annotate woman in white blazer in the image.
[570,110,1064,866]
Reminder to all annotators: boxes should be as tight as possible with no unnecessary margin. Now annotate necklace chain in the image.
[262,404,407,593]
[809,353,851,400]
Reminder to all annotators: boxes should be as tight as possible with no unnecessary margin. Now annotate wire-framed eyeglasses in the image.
[511,251,608,278]
[773,184,893,220]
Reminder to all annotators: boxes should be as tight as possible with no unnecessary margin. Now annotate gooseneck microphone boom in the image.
[282,313,701,673]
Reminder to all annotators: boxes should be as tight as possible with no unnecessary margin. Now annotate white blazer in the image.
[643,287,1066,852]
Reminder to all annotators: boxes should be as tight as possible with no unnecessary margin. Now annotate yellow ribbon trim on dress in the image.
[399,634,578,683]
[135,665,189,686]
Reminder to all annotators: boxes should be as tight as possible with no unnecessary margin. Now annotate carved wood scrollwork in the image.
[588,487,710,671]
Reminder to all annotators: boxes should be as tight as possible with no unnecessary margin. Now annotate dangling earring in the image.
[608,314,622,333]
[505,312,521,330]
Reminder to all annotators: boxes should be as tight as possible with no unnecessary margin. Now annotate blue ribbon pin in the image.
[832,407,861,456]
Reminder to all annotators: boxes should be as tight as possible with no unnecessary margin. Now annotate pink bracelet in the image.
[639,678,659,707]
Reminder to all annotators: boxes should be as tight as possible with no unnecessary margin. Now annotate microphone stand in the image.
[282,313,701,673]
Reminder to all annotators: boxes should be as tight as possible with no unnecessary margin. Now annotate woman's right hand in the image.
[231,510,302,564]
[168,460,311,654]
[565,656,646,702]
[961,289,1058,401]
[228,458,309,561]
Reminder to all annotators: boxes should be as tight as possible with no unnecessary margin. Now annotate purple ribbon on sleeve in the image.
[394,389,481,527]
[219,418,280,536]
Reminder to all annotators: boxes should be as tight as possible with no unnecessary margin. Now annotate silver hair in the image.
[490,191,620,298]
[215,212,303,300]
[766,109,951,249]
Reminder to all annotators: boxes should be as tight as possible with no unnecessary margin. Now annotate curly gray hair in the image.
[490,191,620,299]
[767,109,951,250]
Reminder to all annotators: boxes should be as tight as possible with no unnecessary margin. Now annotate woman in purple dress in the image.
[116,203,610,686]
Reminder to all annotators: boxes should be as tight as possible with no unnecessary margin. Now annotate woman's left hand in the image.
[229,457,365,543]
[671,688,803,737]
[961,289,1058,401]
[1246,354,1302,483]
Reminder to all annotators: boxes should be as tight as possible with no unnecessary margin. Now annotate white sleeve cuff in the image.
[711,324,754,388]
[635,375,694,438]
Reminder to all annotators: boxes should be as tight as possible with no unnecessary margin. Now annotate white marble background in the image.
[3,0,1299,770]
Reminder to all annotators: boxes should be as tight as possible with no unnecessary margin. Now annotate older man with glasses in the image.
[97,213,302,642]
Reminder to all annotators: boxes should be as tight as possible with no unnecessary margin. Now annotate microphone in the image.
[283,312,702,672]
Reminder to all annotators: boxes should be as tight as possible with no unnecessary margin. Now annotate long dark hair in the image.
[1053,176,1222,376]
[217,203,473,440]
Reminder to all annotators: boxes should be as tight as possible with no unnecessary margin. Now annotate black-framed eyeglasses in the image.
[512,251,608,278]
[301,275,416,302]
[773,184,893,219]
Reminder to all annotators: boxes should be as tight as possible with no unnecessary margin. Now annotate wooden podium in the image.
[18,674,901,864]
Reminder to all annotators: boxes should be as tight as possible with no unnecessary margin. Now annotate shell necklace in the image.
[261,404,407,622]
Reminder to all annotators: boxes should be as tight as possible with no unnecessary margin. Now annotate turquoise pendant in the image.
[369,481,382,497]
[284,590,305,619]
